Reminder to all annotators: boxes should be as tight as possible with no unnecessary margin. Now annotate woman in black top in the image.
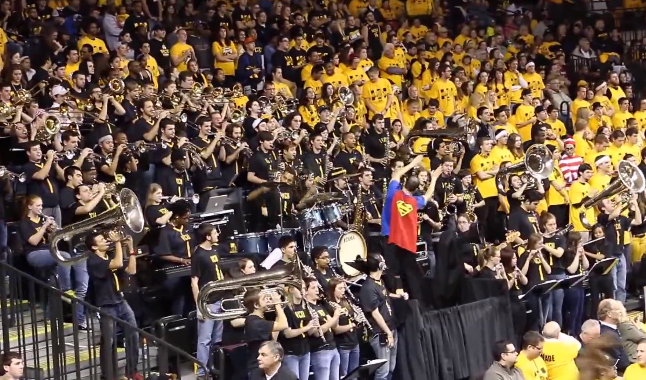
[540,212,566,326]
[326,278,360,378]
[303,277,342,380]
[476,245,505,279]
[562,231,590,335]
[143,183,174,247]
[500,247,528,342]
[585,225,615,323]
[517,233,552,331]
[506,173,528,214]
[279,284,316,380]
[243,288,288,374]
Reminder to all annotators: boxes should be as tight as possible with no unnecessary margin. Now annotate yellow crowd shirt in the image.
[592,95,613,111]
[428,79,457,116]
[490,145,514,166]
[612,110,633,129]
[541,338,579,380]
[344,67,369,86]
[322,71,350,89]
[624,363,646,380]
[77,35,108,54]
[546,118,566,137]
[570,181,594,231]
[547,165,567,206]
[633,110,646,131]
[573,132,592,158]
[362,78,395,118]
[504,71,523,104]
[406,0,432,16]
[607,85,626,112]
[514,104,535,142]
[304,79,323,97]
[170,42,192,72]
[524,72,545,99]
[419,109,445,126]
[516,352,548,380]
[212,41,237,76]
[588,115,612,134]
[470,153,497,198]
[570,99,590,124]
[378,55,405,87]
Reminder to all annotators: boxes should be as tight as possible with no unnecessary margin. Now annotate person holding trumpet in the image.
[597,196,642,303]
[517,233,552,331]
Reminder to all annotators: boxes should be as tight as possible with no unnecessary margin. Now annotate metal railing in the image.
[0,256,209,380]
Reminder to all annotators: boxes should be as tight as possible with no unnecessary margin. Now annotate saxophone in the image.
[381,132,393,207]
[351,187,365,233]
[464,185,478,223]
[438,181,456,220]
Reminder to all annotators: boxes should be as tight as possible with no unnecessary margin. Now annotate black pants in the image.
[587,275,615,320]
[477,196,500,243]
[383,242,425,303]
[548,204,569,228]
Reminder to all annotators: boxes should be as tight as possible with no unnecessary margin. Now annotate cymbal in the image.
[301,192,343,206]
[262,181,295,188]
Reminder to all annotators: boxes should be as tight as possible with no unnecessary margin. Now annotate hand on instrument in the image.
[170,195,179,203]
[332,307,343,319]
[271,291,282,304]
[108,231,121,242]
[305,319,318,331]
[422,214,431,221]
[196,310,205,321]
[401,292,409,300]
[448,194,457,203]
[177,137,188,147]
[464,263,474,274]
[181,258,191,266]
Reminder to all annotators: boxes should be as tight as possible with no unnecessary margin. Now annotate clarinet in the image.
[304,300,327,344]
[329,264,360,305]
[329,300,373,335]
[302,264,325,295]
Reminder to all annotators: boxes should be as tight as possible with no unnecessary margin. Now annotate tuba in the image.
[196,257,304,320]
[495,144,553,193]
[403,128,474,155]
[48,188,145,265]
[579,160,646,230]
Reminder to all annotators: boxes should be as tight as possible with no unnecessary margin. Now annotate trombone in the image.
[34,116,63,142]
[49,188,145,265]
[578,160,646,230]
[0,166,26,182]
[161,194,200,204]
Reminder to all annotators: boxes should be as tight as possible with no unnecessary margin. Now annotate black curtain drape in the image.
[394,296,514,380]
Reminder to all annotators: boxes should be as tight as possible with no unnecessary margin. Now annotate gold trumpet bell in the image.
[108,78,125,95]
[44,116,61,135]
[0,102,14,118]
[12,89,31,105]
[230,108,245,124]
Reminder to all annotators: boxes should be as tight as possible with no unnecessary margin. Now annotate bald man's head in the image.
[542,322,561,339]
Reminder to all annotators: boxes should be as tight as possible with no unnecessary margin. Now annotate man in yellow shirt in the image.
[583,134,610,168]
[426,63,457,116]
[541,322,580,380]
[569,163,597,241]
[624,340,646,380]
[611,97,634,129]
[469,137,499,242]
[515,90,537,142]
[362,66,395,122]
[77,21,108,54]
[378,43,406,88]
[170,29,195,72]
[515,331,549,380]
[490,129,514,166]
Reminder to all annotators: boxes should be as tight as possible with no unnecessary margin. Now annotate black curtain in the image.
[394,296,514,380]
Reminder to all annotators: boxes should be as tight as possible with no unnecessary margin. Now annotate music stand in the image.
[554,274,586,290]
[519,280,558,330]
[341,359,387,380]
[588,257,619,277]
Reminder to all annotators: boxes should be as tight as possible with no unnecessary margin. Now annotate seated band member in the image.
[261,236,297,270]
[243,288,288,375]
[249,341,298,380]
[85,231,140,380]
[191,223,225,380]
[154,201,195,316]
[359,254,397,380]
[19,196,76,299]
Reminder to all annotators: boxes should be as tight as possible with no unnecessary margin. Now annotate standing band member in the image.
[85,231,140,380]
[381,154,434,300]
[191,223,225,380]
[244,288,288,375]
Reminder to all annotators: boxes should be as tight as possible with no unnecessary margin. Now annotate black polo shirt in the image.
[191,245,224,290]
[154,224,195,266]
[19,216,48,254]
[359,276,394,334]
[87,251,125,307]
[248,151,277,184]
[63,199,109,226]
[156,166,188,198]
[244,314,274,370]
[508,208,540,240]
[333,148,363,174]
[23,161,59,208]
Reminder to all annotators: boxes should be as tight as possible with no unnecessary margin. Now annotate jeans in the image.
[563,286,585,335]
[26,249,72,290]
[0,220,7,253]
[72,260,89,326]
[611,252,627,303]
[338,345,360,377]
[547,273,566,326]
[310,349,340,380]
[369,331,398,380]
[283,353,311,380]
[100,302,139,378]
[196,301,223,376]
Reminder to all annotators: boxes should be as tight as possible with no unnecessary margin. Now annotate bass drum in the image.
[311,229,367,277]
[234,232,268,254]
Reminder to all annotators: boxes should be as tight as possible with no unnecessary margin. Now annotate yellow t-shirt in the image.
[546,118,566,137]
[490,145,514,166]
[304,79,323,98]
[624,363,646,380]
[322,72,349,89]
[515,104,535,142]
[541,339,579,380]
[504,71,523,104]
[378,55,405,87]
[212,41,237,76]
[344,67,368,86]
[571,99,591,124]
[77,36,108,54]
[470,153,497,198]
[428,79,457,116]
[573,132,592,159]
[170,42,192,72]
[588,115,612,134]
[607,85,626,112]
[612,111,633,129]
[523,72,544,99]
[634,110,646,131]
[298,104,320,127]
[547,165,567,206]
[570,181,594,231]
[406,0,432,16]
[516,352,548,380]
[362,78,394,119]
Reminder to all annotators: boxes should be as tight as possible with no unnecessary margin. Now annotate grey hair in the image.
[260,341,284,360]
[580,319,600,333]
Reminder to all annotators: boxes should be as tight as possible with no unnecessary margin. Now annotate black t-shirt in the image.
[333,148,363,174]
[477,266,497,279]
[434,175,464,206]
[517,249,549,289]
[156,166,188,198]
[597,213,632,256]
[332,301,359,349]
[191,245,224,290]
[145,204,170,229]
[313,268,333,290]
[63,198,109,227]
[301,151,326,179]
[87,251,125,307]
[154,224,195,264]
[19,216,48,254]
[359,277,394,334]
[457,186,483,214]
[59,186,76,211]
[278,303,311,356]
[211,13,233,33]
[508,208,540,240]
[231,5,254,29]
[307,301,335,351]
[271,49,296,81]
[244,314,274,370]
[248,151,277,184]
[289,47,307,69]
[127,118,156,143]
[23,161,59,208]
[543,235,566,275]
[505,188,523,213]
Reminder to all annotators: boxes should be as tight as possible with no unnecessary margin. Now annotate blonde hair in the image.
[145,183,162,208]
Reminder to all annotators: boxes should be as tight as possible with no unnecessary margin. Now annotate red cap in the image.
[244,36,255,44]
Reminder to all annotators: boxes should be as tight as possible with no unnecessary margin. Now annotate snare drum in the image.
[234,232,268,254]
[298,208,325,229]
[311,229,367,277]
[266,228,298,251]
[320,203,342,224]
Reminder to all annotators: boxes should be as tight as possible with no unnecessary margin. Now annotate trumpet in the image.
[182,141,213,173]
[55,150,75,160]
[161,194,200,204]
[49,188,145,265]
[220,135,253,157]
[0,166,26,182]
[219,288,289,315]
[197,258,304,320]
[124,141,167,154]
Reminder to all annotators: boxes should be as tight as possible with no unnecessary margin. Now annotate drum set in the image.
[234,191,368,277]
